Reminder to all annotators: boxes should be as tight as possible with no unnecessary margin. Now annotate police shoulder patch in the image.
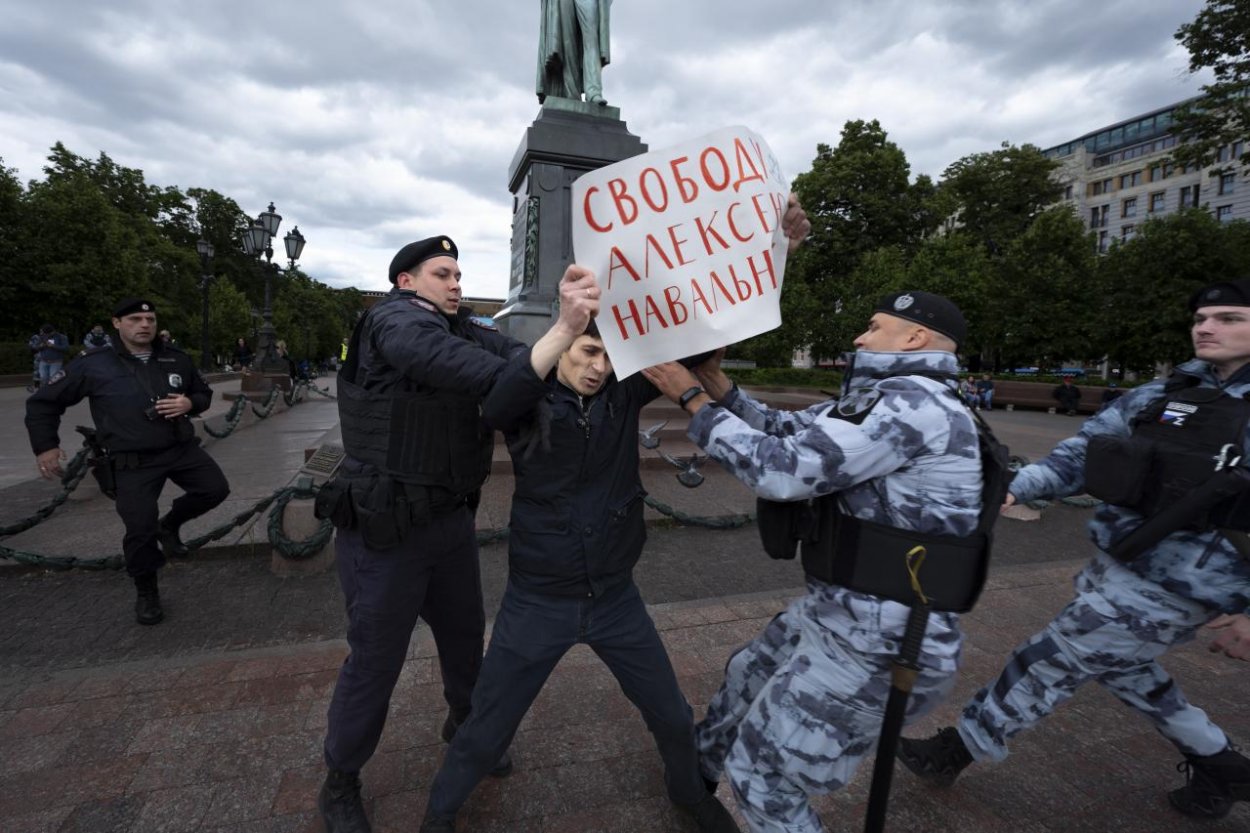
[409,298,438,313]
[48,369,66,385]
[469,317,498,331]
[832,388,883,424]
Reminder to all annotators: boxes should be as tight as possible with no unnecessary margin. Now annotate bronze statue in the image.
[537,0,612,106]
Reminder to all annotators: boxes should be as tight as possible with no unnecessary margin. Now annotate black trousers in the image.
[427,578,706,817]
[113,442,230,577]
[323,507,486,773]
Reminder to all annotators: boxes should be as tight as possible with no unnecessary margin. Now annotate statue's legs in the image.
[573,0,603,102]
[555,0,584,98]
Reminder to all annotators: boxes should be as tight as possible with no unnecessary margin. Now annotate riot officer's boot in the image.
[133,573,164,626]
[897,726,973,787]
[418,806,456,832]
[1168,746,1250,819]
[158,515,190,558]
[683,791,740,832]
[441,711,514,778]
[318,769,372,833]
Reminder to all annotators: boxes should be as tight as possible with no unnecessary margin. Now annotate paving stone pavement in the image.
[1,382,1248,832]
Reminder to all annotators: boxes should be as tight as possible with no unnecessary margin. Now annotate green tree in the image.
[1171,0,1250,172]
[996,206,1100,367]
[0,159,24,318]
[787,120,937,359]
[904,235,995,361]
[1099,209,1250,369]
[208,279,253,366]
[939,143,1064,256]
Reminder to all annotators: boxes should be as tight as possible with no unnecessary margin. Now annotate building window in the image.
[1150,162,1174,181]
[1219,172,1235,195]
[1149,191,1166,213]
[1090,178,1113,196]
[1064,184,1073,200]
[1098,230,1109,253]
[1121,225,1135,241]
[1090,204,1109,228]
[1180,184,1200,207]
[1233,141,1245,163]
[1122,197,1137,218]
[1119,171,1142,189]
[1217,205,1234,223]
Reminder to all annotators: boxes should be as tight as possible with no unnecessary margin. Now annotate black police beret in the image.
[874,290,967,348]
[1189,278,1250,311]
[388,236,458,283]
[113,298,157,318]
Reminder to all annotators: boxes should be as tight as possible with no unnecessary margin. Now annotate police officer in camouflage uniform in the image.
[316,237,604,833]
[645,290,982,833]
[899,277,1250,821]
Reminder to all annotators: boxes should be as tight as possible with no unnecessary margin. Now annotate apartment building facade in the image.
[1043,98,1248,251]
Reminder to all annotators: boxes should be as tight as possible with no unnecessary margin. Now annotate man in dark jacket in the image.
[417,196,811,833]
[1052,376,1081,415]
[28,323,69,387]
[25,298,229,625]
[419,319,739,833]
[317,237,603,833]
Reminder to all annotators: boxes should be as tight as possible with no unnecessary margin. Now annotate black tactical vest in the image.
[336,299,493,494]
[1085,374,1250,529]
[757,376,1011,613]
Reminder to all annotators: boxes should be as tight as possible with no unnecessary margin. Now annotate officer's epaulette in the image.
[468,316,498,331]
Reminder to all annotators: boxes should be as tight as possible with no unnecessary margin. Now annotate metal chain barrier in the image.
[250,386,283,419]
[1,482,335,570]
[0,447,93,536]
[643,494,754,529]
[202,395,249,439]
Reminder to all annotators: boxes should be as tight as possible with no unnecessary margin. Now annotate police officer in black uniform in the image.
[25,298,230,626]
[316,236,602,833]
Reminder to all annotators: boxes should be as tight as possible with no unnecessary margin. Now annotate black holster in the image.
[314,478,357,529]
[349,477,411,551]
[90,454,117,499]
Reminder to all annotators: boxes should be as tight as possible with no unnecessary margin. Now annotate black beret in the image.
[113,298,157,318]
[874,290,967,348]
[388,236,458,283]
[1189,278,1250,311]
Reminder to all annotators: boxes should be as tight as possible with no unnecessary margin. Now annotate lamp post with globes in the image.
[241,202,284,372]
[196,238,215,372]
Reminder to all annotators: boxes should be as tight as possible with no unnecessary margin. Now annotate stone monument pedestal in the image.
[495,98,647,344]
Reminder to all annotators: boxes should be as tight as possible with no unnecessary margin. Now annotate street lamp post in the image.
[196,238,215,372]
[240,202,285,372]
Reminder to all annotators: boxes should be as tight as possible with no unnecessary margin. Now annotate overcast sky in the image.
[0,0,1212,300]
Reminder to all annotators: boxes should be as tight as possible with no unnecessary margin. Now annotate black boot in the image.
[418,806,456,832]
[897,726,973,787]
[683,792,740,832]
[441,712,514,777]
[158,516,190,558]
[318,769,372,833]
[1169,746,1250,819]
[133,573,164,626]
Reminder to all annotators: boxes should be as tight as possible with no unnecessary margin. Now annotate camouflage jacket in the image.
[1009,358,1250,613]
[689,349,982,535]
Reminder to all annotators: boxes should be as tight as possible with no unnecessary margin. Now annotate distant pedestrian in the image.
[158,329,176,348]
[232,337,253,370]
[28,324,69,387]
[1052,375,1081,415]
[961,375,979,409]
[1100,381,1124,411]
[25,298,230,626]
[82,324,112,352]
[976,373,995,410]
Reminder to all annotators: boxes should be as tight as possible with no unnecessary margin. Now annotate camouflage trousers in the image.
[696,581,962,833]
[958,558,1229,763]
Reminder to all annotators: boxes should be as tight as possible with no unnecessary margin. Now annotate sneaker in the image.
[1169,746,1250,819]
[158,516,190,558]
[318,769,372,833]
[441,712,514,778]
[684,792,740,833]
[133,573,164,626]
[897,727,973,787]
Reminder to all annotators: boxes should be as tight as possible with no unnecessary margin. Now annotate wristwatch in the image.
[678,386,705,410]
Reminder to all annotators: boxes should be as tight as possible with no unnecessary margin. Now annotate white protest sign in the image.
[571,126,790,379]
